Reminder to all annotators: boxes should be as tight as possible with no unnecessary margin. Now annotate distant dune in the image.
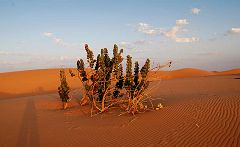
[213,68,240,75]
[149,68,215,80]
[0,68,240,99]
[0,68,81,99]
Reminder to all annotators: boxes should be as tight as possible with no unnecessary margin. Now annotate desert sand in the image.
[0,68,240,146]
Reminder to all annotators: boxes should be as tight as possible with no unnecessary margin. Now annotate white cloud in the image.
[118,40,152,53]
[0,51,79,72]
[119,41,132,49]
[133,40,152,45]
[0,51,30,56]
[164,26,187,39]
[225,27,240,36]
[137,23,163,35]
[43,32,53,37]
[196,52,222,56]
[136,22,198,43]
[191,8,201,14]
[43,32,82,49]
[0,50,77,62]
[119,40,152,48]
[229,28,240,34]
[176,19,189,25]
[175,37,199,43]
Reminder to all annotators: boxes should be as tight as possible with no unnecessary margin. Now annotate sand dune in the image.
[214,68,240,75]
[1,68,240,99]
[149,68,215,80]
[0,74,239,146]
[0,68,81,99]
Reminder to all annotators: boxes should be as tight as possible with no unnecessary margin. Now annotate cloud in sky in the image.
[0,51,31,56]
[136,22,198,43]
[43,32,53,37]
[191,8,201,14]
[119,40,152,51]
[176,19,189,25]
[43,32,82,49]
[175,37,199,43]
[224,27,240,36]
[134,40,152,45]
[0,50,79,62]
[196,51,222,56]
[119,41,132,49]
[228,28,240,34]
[136,23,163,35]
[164,26,187,39]
[0,49,80,72]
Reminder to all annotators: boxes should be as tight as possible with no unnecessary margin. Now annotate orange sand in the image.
[0,68,240,146]
[0,68,81,99]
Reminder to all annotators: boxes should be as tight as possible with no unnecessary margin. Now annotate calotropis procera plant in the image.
[66,44,151,115]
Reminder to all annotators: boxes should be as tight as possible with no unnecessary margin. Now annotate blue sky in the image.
[0,0,240,72]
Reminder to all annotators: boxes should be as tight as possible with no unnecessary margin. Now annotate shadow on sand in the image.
[17,98,40,147]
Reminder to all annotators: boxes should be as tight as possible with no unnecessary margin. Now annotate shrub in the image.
[72,44,151,115]
[58,69,71,109]
[59,44,172,114]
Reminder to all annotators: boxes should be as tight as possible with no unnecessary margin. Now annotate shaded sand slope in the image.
[0,75,239,146]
